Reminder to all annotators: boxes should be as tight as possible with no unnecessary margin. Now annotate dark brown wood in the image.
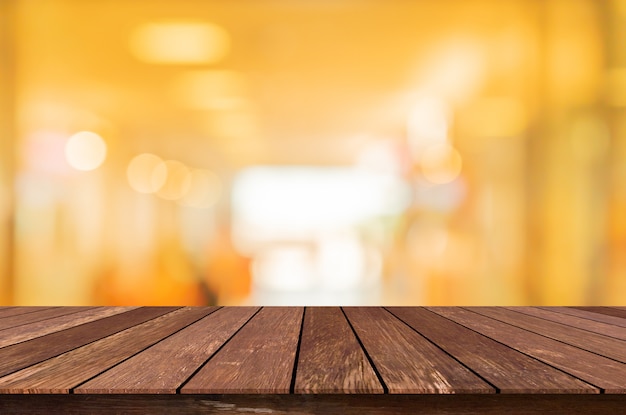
[571,307,626,320]
[75,307,258,394]
[0,307,93,331]
[469,307,626,363]
[343,307,493,394]
[0,307,54,320]
[0,306,138,348]
[0,307,217,393]
[294,307,383,393]
[428,307,626,393]
[0,305,624,413]
[387,307,597,394]
[543,306,626,328]
[505,307,626,341]
[181,307,303,394]
[0,306,180,378]
[3,394,625,415]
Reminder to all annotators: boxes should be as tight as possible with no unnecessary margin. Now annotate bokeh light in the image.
[126,153,167,194]
[420,144,463,184]
[129,22,230,65]
[4,0,626,307]
[407,97,450,158]
[64,131,107,171]
[156,160,192,201]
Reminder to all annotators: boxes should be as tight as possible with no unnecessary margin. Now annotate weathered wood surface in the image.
[343,307,493,394]
[0,306,624,414]
[76,307,258,394]
[0,307,180,378]
[388,307,597,393]
[428,307,626,393]
[505,307,626,340]
[543,306,626,328]
[0,307,215,393]
[181,307,303,394]
[0,306,138,348]
[294,307,383,393]
[0,307,56,322]
[0,307,92,331]
[572,306,626,320]
[468,307,626,363]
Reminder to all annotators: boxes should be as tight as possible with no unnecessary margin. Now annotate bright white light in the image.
[252,246,316,292]
[231,167,411,253]
[317,232,367,291]
[355,139,403,175]
[65,131,107,171]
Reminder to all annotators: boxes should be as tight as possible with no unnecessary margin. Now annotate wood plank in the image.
[0,307,218,393]
[343,307,494,394]
[181,307,303,394]
[294,307,383,394]
[505,307,626,341]
[75,307,258,394]
[0,306,180,378]
[0,307,138,348]
[387,307,597,394]
[0,307,92,330]
[428,307,626,393]
[469,307,626,363]
[0,307,54,320]
[1,395,625,415]
[542,306,626,328]
[571,307,626,320]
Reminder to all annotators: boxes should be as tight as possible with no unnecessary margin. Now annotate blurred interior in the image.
[1,0,626,306]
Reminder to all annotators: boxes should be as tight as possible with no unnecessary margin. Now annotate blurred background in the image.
[1,0,625,306]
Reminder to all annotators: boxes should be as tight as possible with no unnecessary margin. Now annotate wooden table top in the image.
[0,306,625,414]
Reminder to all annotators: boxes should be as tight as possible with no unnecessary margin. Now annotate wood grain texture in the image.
[387,307,597,394]
[343,307,494,394]
[0,306,624,402]
[469,307,626,363]
[181,307,303,394]
[429,307,626,393]
[0,307,54,320]
[0,307,92,331]
[0,306,180,378]
[0,307,138,348]
[0,307,217,393]
[75,307,258,394]
[506,307,626,341]
[1,394,625,415]
[294,307,383,394]
[571,307,626,320]
[544,307,626,328]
